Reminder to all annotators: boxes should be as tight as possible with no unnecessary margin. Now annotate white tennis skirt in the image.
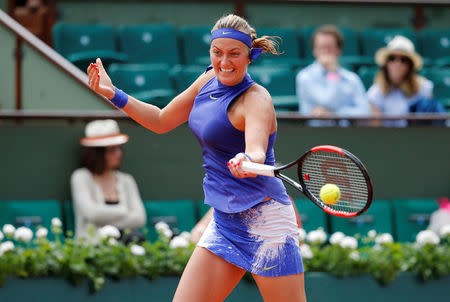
[197,199,304,277]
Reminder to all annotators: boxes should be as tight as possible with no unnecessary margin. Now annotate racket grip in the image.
[241,162,275,177]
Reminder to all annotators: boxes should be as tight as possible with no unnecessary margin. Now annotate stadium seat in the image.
[294,199,327,232]
[116,24,180,65]
[52,23,127,70]
[0,200,62,240]
[254,27,302,68]
[143,200,197,241]
[330,200,394,240]
[360,28,416,57]
[418,29,450,63]
[357,66,379,89]
[63,200,75,235]
[170,64,205,93]
[248,65,297,111]
[179,25,211,65]
[427,68,450,109]
[197,201,212,220]
[108,63,175,107]
[392,199,439,242]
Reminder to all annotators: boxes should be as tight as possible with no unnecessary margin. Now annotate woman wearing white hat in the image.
[70,119,147,242]
[367,35,434,127]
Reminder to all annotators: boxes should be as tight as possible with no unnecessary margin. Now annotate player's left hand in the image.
[227,153,257,178]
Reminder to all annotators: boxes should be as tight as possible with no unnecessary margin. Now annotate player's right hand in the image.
[87,58,115,99]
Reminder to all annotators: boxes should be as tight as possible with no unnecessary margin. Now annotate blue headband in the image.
[210,28,263,61]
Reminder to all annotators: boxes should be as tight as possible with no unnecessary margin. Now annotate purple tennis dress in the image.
[188,73,304,277]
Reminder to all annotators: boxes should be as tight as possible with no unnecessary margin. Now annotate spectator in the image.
[367,35,436,127]
[70,119,146,243]
[429,197,450,235]
[296,25,370,127]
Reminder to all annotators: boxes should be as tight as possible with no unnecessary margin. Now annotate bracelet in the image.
[109,87,128,109]
[243,153,252,162]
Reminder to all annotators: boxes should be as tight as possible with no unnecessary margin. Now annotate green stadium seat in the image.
[360,28,416,57]
[392,199,439,242]
[63,201,75,235]
[330,200,394,240]
[197,201,212,220]
[294,199,327,232]
[170,64,205,93]
[179,25,211,65]
[418,29,450,62]
[357,66,379,90]
[248,65,297,111]
[143,200,197,241]
[116,24,179,65]
[427,68,450,109]
[108,63,175,107]
[52,23,128,70]
[0,200,62,240]
[255,27,302,67]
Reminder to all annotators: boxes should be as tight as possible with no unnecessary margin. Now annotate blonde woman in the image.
[87,14,306,302]
[368,35,433,127]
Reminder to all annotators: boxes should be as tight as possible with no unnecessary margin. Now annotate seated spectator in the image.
[190,196,302,244]
[429,197,450,235]
[71,119,146,244]
[296,25,370,127]
[367,35,437,127]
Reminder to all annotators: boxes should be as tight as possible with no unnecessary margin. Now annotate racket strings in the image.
[301,151,368,214]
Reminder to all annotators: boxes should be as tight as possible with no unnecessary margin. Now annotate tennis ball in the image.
[320,184,340,205]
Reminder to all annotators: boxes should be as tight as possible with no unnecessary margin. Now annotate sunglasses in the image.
[387,55,411,64]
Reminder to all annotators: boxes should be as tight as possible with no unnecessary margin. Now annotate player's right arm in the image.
[87,58,213,134]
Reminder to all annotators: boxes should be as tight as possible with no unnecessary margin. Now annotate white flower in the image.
[339,236,358,249]
[51,217,62,228]
[329,232,345,245]
[155,221,170,232]
[0,231,3,241]
[3,224,16,237]
[375,233,394,245]
[368,230,377,238]
[169,236,190,249]
[130,244,145,256]
[160,228,173,239]
[349,251,360,261]
[14,227,33,242]
[298,228,307,242]
[299,244,314,259]
[416,230,440,245]
[306,228,327,244]
[0,241,15,255]
[97,225,121,239]
[108,238,118,245]
[36,227,48,238]
[439,224,450,237]
[372,244,382,251]
[179,231,191,241]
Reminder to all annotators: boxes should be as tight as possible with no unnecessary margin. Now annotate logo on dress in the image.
[264,264,278,271]
[209,94,218,100]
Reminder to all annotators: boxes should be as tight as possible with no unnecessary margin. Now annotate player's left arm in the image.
[228,85,276,178]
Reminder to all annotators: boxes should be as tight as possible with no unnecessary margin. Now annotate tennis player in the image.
[87,14,306,302]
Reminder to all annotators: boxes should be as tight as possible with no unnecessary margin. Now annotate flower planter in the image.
[0,273,448,302]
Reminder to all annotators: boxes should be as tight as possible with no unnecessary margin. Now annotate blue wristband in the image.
[109,87,128,109]
[243,153,252,162]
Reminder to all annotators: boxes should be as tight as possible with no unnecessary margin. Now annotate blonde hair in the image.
[375,64,420,97]
[211,14,282,55]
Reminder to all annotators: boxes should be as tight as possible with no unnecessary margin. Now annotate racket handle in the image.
[241,162,275,177]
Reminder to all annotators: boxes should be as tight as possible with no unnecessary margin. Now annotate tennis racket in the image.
[241,145,373,217]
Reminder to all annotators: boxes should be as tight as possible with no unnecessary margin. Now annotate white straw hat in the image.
[375,35,423,71]
[80,120,129,147]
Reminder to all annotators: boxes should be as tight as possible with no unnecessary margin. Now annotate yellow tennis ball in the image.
[320,184,341,205]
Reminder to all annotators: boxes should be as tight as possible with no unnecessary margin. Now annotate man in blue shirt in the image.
[296,25,369,126]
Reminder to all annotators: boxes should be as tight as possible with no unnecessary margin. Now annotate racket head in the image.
[297,145,373,217]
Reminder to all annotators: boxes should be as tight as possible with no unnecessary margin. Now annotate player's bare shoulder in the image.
[243,83,274,109]
[191,68,216,94]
